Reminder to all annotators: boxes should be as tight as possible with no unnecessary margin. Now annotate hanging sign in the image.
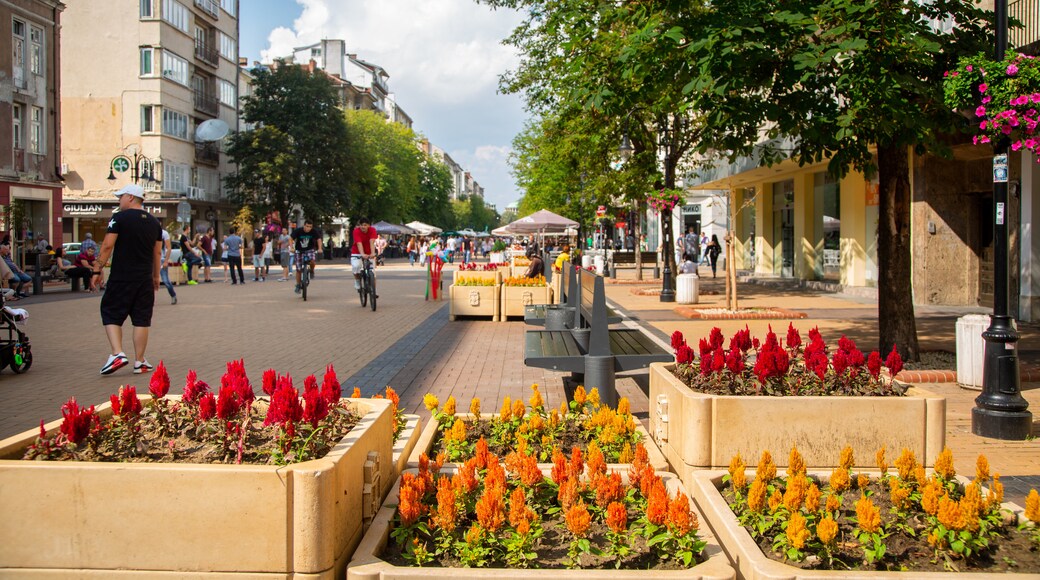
[993,154,1008,183]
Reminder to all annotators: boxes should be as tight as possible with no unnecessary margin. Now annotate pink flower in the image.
[966,64,973,72]
[1007,64,1019,76]
[976,105,987,117]
[1013,141,1023,151]
[1032,94,1040,104]
[979,83,988,93]
[982,96,991,104]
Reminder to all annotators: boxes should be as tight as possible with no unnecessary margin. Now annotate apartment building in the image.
[59,0,240,242]
[0,0,64,257]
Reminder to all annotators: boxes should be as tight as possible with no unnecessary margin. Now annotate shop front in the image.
[1,182,63,269]
[61,200,240,242]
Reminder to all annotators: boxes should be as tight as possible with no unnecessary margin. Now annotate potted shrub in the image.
[688,445,1040,577]
[408,385,669,472]
[501,274,552,318]
[650,326,946,485]
[450,270,501,321]
[0,361,395,578]
[348,446,734,578]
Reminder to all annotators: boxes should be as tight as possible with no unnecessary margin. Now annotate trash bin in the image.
[594,255,605,276]
[677,273,699,304]
[581,255,592,270]
[956,314,989,388]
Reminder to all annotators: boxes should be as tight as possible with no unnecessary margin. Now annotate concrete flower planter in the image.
[347,468,735,580]
[393,414,423,477]
[0,397,396,579]
[449,270,501,321]
[648,363,946,487]
[406,413,671,472]
[502,284,552,318]
[688,470,1030,580]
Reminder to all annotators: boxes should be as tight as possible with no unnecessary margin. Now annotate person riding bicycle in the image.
[351,217,379,292]
[291,219,323,294]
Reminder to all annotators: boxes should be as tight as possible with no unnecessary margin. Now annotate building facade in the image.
[0,0,64,261]
[59,0,240,242]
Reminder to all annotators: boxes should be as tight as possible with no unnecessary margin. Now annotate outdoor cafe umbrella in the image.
[497,209,578,235]
[372,221,417,235]
[406,221,442,235]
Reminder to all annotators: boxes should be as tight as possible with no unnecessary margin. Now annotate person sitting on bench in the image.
[51,246,92,290]
[523,249,544,279]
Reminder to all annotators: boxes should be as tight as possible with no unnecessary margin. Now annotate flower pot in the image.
[406,413,671,473]
[0,397,396,578]
[501,284,552,318]
[347,468,736,579]
[449,284,500,321]
[687,470,1031,579]
[393,414,423,477]
[648,363,946,487]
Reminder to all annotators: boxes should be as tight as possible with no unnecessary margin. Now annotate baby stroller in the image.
[0,292,31,374]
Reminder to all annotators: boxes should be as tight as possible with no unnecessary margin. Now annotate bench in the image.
[525,263,622,328]
[610,251,658,268]
[31,254,84,294]
[524,269,671,408]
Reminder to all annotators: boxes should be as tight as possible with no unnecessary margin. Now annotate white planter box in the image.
[501,284,552,318]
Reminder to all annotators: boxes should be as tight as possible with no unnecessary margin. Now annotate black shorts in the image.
[100,279,156,327]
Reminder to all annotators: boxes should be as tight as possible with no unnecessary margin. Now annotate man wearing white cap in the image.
[91,184,163,375]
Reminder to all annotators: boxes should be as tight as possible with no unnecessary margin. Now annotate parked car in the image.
[61,242,81,258]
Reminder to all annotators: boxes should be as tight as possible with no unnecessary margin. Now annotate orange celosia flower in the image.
[500,396,512,422]
[351,387,362,398]
[1025,489,1040,523]
[937,494,965,531]
[445,418,466,443]
[443,396,456,416]
[934,447,956,481]
[434,452,445,472]
[618,442,634,464]
[729,452,745,477]
[830,467,851,494]
[587,388,600,408]
[469,397,481,417]
[504,450,524,476]
[529,413,544,431]
[805,483,822,513]
[914,466,927,487]
[825,493,841,514]
[757,451,777,482]
[921,478,943,515]
[423,394,440,412]
[606,501,628,533]
[485,461,506,491]
[568,446,584,480]
[786,511,811,549]
[618,397,631,416]
[464,524,482,545]
[573,386,587,406]
[558,476,580,510]
[417,454,434,494]
[529,384,543,410]
[551,447,567,485]
[512,399,526,420]
[646,480,669,525]
[516,518,532,536]
[890,483,911,511]
[959,486,983,532]
[565,501,592,537]
[667,491,696,536]
[586,442,607,477]
[398,473,425,526]
[768,489,783,512]
[455,458,480,495]
[894,448,917,481]
[876,447,888,476]
[639,468,661,500]
[732,463,748,491]
[788,446,806,478]
[748,478,768,512]
[855,495,881,534]
[475,437,491,470]
[976,454,990,484]
[519,453,543,488]
[596,472,624,508]
[817,515,838,545]
[629,442,650,490]
[857,473,870,490]
[433,475,458,533]
[988,473,1004,508]
[784,476,807,512]
[508,487,530,528]
[475,483,506,532]
[839,446,855,470]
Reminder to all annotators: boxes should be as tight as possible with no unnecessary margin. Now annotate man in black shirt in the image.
[180,224,202,285]
[92,184,163,375]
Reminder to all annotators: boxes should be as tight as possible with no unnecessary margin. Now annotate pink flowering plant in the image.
[670,325,906,396]
[944,53,1040,161]
[647,188,684,213]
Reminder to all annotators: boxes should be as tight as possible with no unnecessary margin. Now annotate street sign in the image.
[596,205,606,217]
[111,156,131,173]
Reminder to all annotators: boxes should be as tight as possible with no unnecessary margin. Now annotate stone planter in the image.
[406,413,671,472]
[449,270,501,321]
[501,284,552,318]
[393,414,423,478]
[688,470,1030,580]
[648,363,946,487]
[0,397,396,579]
[347,468,735,580]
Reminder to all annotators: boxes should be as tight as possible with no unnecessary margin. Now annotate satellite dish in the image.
[195,119,230,142]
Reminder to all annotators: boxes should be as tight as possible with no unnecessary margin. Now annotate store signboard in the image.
[63,203,169,219]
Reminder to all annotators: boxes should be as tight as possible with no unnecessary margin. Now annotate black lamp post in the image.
[972,0,1031,440]
[107,146,157,185]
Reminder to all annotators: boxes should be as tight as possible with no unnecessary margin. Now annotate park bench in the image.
[31,254,83,294]
[525,263,622,328]
[610,250,658,269]
[524,269,671,407]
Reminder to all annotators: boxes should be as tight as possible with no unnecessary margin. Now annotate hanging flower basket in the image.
[647,188,684,214]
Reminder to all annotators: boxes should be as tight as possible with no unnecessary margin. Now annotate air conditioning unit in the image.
[187,186,204,200]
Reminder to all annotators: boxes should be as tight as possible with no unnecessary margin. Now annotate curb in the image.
[672,306,808,320]
[893,367,1040,384]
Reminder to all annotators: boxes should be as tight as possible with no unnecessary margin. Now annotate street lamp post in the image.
[972,0,1032,440]
[107,145,157,186]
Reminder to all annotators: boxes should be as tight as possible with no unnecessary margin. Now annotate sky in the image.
[238,0,528,212]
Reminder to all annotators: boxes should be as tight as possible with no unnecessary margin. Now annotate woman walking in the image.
[706,234,723,278]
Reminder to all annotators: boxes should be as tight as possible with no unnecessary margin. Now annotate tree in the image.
[226,65,356,226]
[344,109,424,223]
[413,157,455,229]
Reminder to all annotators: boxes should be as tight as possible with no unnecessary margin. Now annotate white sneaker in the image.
[133,360,155,374]
[100,352,128,375]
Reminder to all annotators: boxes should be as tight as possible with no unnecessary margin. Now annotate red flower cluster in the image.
[262,368,278,396]
[183,370,210,406]
[149,361,170,398]
[198,392,217,421]
[322,364,341,406]
[265,377,304,435]
[671,332,695,365]
[59,398,98,444]
[752,327,790,385]
[110,386,143,418]
[885,345,904,376]
[804,329,829,381]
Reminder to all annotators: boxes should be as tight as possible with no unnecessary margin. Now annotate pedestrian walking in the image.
[706,234,723,278]
[252,230,267,282]
[93,184,163,375]
[159,229,177,304]
[262,232,274,279]
[225,229,245,285]
[406,236,417,267]
[179,225,202,285]
[201,227,215,282]
[220,234,230,282]
[278,229,292,281]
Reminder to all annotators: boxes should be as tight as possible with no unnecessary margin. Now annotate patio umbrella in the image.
[372,221,417,235]
[497,209,578,235]
[405,221,442,235]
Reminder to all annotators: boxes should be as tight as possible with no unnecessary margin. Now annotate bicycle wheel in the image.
[301,268,309,301]
[359,274,368,307]
[369,271,377,311]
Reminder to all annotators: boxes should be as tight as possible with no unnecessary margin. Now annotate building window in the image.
[29,26,43,76]
[162,0,190,34]
[141,0,155,17]
[219,0,236,17]
[217,31,236,61]
[141,105,156,133]
[140,47,154,76]
[163,162,189,194]
[12,105,23,150]
[218,79,236,107]
[12,19,26,89]
[162,108,189,140]
[30,106,43,154]
[813,172,841,281]
[161,50,189,85]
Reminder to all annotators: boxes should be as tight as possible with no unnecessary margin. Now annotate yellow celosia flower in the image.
[617,397,630,416]
[914,466,927,486]
[894,448,917,481]
[890,483,910,511]
[558,400,568,416]
[573,386,587,406]
[829,467,851,494]
[757,451,777,482]
[988,473,1004,508]
[921,479,943,515]
[747,478,768,512]
[937,494,966,531]
[768,489,783,512]
[529,413,544,431]
[805,483,821,513]
[529,384,543,410]
[1025,489,1040,523]
[876,447,888,476]
[729,452,744,477]
[786,511,811,549]
[732,464,747,491]
[541,434,553,449]
[959,485,982,532]
[817,516,838,546]
[617,442,634,464]
[825,494,841,513]
[857,473,870,490]
[512,399,526,420]
[787,446,806,478]
[423,393,440,412]
[855,495,882,534]
[516,437,529,457]
[839,446,854,470]
[976,454,990,484]
[500,396,512,422]
[445,419,466,443]
[587,387,600,408]
[469,397,481,417]
[783,476,807,512]
[443,396,457,416]
[934,447,956,481]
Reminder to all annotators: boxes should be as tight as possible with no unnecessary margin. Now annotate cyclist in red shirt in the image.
[352,217,379,291]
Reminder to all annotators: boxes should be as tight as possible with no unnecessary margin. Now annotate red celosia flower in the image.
[183,370,210,405]
[808,326,823,344]
[709,327,725,351]
[565,500,592,537]
[698,338,712,357]
[568,446,584,479]
[552,448,568,485]
[867,351,883,378]
[667,491,696,536]
[262,369,277,396]
[753,329,790,384]
[59,398,97,444]
[752,337,761,349]
[726,346,744,374]
[596,472,624,508]
[321,365,341,405]
[832,349,849,377]
[303,374,318,394]
[398,473,425,526]
[786,323,802,351]
[302,386,329,428]
[110,386,143,418]
[198,392,217,421]
[730,325,753,352]
[149,361,170,398]
[606,501,628,533]
[646,480,669,525]
[264,384,303,428]
[886,345,904,376]
[216,385,241,421]
[711,349,726,372]
[476,482,506,532]
[475,437,491,469]
[670,330,686,351]
[675,344,695,365]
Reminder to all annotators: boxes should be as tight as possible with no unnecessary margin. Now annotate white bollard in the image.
[956,314,990,388]
[581,255,593,270]
[676,273,699,304]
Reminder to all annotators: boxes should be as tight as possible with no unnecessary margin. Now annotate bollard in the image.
[545,306,574,331]
[585,355,617,409]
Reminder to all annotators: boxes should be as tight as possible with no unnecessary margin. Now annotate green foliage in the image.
[415,158,456,229]
[345,109,423,223]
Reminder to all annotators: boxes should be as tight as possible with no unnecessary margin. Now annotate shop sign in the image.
[681,204,701,215]
[63,203,169,218]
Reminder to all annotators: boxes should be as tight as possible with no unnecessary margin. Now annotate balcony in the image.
[193,89,219,117]
[195,142,220,166]
[194,0,219,19]
[1010,0,1039,54]
[194,39,219,68]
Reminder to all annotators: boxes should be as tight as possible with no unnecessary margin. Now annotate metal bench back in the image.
[579,270,611,356]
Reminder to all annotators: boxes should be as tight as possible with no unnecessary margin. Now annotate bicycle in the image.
[357,257,377,311]
[295,255,315,301]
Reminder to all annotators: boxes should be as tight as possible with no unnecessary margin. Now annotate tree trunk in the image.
[877,144,920,361]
